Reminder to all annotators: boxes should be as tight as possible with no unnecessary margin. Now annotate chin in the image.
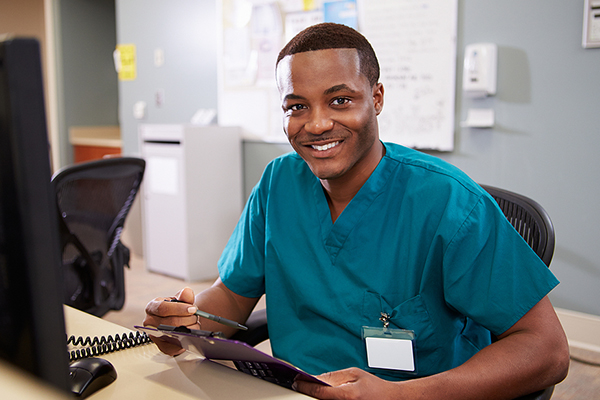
[308,165,347,180]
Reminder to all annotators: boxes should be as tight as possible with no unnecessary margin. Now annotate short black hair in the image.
[276,23,380,87]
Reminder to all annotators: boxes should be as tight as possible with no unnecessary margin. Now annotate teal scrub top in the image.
[219,142,558,380]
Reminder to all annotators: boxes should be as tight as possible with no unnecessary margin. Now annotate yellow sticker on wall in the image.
[303,0,316,11]
[115,44,136,81]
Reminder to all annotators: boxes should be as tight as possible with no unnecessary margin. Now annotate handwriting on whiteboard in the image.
[359,0,458,150]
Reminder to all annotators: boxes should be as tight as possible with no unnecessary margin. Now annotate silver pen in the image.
[166,299,248,330]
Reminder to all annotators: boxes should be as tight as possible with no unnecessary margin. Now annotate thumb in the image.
[175,287,195,304]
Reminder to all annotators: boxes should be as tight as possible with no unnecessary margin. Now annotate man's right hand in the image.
[143,287,199,356]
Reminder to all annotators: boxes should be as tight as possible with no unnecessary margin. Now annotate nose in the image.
[305,108,334,135]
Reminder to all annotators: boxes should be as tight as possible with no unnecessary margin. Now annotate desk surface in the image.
[0,359,71,400]
[64,306,310,399]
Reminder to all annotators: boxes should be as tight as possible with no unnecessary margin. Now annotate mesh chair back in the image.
[480,185,555,267]
[52,157,145,317]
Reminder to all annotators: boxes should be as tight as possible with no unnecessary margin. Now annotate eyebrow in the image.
[283,93,305,102]
[283,84,357,103]
[323,84,357,95]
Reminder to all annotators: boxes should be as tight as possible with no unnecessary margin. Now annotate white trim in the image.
[555,307,600,353]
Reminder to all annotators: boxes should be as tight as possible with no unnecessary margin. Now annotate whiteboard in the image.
[218,0,458,150]
[358,0,458,150]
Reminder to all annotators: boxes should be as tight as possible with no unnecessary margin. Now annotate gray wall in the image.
[114,1,600,317]
[116,0,218,155]
[54,0,119,167]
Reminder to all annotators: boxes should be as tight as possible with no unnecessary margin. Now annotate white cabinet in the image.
[140,124,242,281]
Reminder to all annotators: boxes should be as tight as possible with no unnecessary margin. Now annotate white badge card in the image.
[362,326,417,374]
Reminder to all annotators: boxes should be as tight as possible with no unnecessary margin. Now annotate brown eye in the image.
[332,97,350,106]
[286,104,305,112]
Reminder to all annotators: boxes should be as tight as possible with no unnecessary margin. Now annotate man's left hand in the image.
[293,367,397,400]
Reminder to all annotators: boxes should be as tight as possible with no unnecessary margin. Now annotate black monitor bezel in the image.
[0,36,70,393]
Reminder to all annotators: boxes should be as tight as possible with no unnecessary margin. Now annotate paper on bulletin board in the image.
[285,10,324,42]
[323,0,358,29]
[252,2,284,86]
[114,44,136,81]
[222,0,255,87]
[357,0,458,151]
[222,0,283,87]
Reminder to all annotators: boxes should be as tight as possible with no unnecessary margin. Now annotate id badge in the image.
[362,314,417,374]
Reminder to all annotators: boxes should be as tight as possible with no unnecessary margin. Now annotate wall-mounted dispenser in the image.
[463,43,497,98]
[583,0,600,48]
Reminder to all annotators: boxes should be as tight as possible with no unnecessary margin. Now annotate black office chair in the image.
[479,185,554,268]
[52,157,145,317]
[232,184,556,400]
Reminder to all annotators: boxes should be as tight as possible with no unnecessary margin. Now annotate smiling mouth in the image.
[311,141,340,151]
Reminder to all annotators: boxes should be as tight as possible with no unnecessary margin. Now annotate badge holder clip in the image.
[362,312,417,374]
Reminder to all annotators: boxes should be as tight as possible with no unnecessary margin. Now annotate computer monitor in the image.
[0,36,70,393]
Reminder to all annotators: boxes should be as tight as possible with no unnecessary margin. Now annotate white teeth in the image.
[311,141,340,151]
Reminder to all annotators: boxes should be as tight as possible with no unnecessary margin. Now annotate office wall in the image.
[115,0,218,155]
[53,0,119,167]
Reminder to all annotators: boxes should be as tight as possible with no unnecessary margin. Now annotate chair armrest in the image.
[230,308,269,347]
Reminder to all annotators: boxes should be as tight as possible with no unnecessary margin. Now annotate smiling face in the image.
[276,48,384,183]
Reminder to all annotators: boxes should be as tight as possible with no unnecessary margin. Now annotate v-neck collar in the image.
[311,148,395,263]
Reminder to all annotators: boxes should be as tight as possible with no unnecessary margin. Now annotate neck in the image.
[321,141,385,222]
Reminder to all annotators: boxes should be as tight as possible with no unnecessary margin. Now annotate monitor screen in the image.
[0,36,70,393]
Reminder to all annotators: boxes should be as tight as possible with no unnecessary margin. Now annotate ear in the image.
[372,83,384,115]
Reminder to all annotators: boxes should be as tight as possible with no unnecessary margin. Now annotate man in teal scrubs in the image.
[145,23,569,399]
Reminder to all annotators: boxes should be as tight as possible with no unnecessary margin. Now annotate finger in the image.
[293,379,342,400]
[316,368,360,386]
[175,287,195,304]
[142,313,198,329]
[294,368,363,399]
[148,335,186,357]
[145,297,197,318]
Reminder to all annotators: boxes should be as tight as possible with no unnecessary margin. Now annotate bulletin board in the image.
[218,0,458,151]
